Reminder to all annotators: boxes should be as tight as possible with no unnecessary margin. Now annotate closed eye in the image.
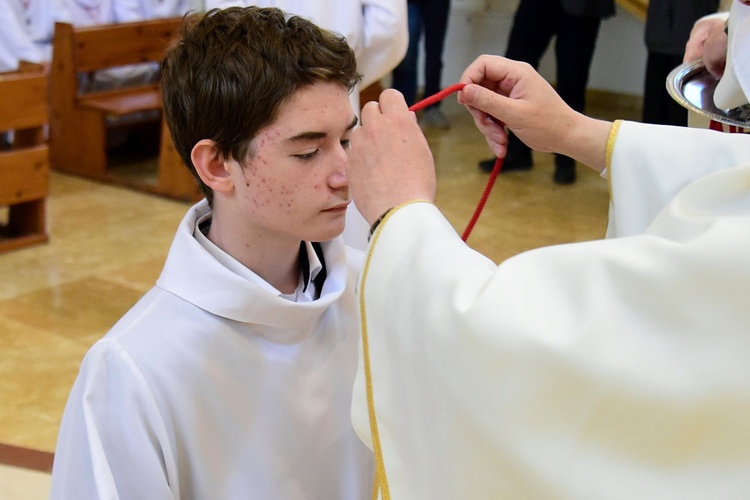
[293,149,319,160]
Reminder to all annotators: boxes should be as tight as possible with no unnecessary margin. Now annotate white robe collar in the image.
[156,200,348,328]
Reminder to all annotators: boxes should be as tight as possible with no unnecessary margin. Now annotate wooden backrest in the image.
[0,66,49,208]
[55,18,182,74]
[49,17,182,106]
[0,69,48,133]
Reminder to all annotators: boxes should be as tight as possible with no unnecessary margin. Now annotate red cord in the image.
[460,157,502,241]
[408,83,467,112]
[407,84,504,242]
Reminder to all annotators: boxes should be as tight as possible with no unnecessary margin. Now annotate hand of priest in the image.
[348,89,437,225]
[457,55,611,172]
[684,16,727,66]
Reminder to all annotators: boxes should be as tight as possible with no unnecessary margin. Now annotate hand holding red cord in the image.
[350,84,502,242]
[349,55,613,242]
[458,55,611,172]
[348,89,437,227]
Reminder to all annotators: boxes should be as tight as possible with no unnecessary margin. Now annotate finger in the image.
[459,54,510,86]
[486,136,507,158]
[359,100,381,127]
[378,88,410,113]
[705,59,725,78]
[459,54,492,85]
[460,83,515,124]
[461,104,507,157]
[683,40,702,63]
[465,105,505,136]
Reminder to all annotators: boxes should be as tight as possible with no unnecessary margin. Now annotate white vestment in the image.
[352,121,750,499]
[50,200,374,499]
[62,0,114,26]
[203,0,408,93]
[112,0,192,22]
[0,0,68,69]
[0,6,39,70]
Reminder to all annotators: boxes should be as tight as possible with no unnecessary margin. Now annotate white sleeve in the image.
[606,120,750,237]
[113,0,146,22]
[357,0,408,87]
[204,0,245,9]
[0,6,44,65]
[49,340,177,499]
[0,10,22,70]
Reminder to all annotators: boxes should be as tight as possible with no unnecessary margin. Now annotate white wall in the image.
[439,0,648,97]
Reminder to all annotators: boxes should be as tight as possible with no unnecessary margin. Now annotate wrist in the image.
[368,208,393,241]
[563,115,612,172]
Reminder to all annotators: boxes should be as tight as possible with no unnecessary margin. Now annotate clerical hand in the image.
[457,55,611,172]
[348,89,437,225]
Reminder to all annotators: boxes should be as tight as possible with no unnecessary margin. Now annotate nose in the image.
[329,144,349,189]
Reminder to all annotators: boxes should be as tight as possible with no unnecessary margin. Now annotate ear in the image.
[191,139,234,195]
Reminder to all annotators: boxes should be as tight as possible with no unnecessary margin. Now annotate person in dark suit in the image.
[477,0,615,184]
[643,0,719,126]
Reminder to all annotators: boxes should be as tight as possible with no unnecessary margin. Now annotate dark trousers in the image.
[506,0,602,113]
[505,0,603,164]
[391,0,451,107]
[642,52,687,126]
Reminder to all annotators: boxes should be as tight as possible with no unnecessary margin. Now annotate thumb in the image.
[461,83,511,122]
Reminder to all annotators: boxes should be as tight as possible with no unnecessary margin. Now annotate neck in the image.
[207,209,301,294]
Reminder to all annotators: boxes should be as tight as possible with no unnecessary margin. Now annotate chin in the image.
[312,222,346,242]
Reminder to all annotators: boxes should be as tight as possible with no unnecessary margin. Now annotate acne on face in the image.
[229,82,355,244]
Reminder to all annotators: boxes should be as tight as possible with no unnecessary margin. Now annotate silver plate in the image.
[667,60,750,127]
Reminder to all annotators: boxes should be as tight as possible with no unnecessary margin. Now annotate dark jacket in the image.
[645,0,720,54]
[561,0,616,18]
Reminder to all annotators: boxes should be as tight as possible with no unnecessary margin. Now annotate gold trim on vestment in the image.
[606,120,622,201]
[359,199,431,500]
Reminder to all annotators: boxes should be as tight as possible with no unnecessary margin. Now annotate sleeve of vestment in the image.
[49,339,177,499]
[353,195,750,499]
[606,120,750,237]
[358,0,408,88]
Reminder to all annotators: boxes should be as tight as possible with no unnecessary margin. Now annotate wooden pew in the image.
[49,18,201,201]
[0,63,50,252]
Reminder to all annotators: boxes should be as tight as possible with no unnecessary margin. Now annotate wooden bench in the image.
[49,18,201,201]
[0,63,50,252]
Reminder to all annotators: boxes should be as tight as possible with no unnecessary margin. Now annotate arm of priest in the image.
[346,54,750,499]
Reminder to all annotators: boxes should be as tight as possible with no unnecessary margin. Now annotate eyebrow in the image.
[286,116,359,142]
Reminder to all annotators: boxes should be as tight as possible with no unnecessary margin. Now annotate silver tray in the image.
[667,60,750,127]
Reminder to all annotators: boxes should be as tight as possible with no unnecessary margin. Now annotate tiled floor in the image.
[0,94,640,499]
[0,464,51,499]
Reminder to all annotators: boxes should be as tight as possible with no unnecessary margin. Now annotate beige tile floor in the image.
[0,95,639,499]
[0,465,51,499]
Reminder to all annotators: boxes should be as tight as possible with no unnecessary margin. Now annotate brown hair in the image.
[161,7,361,204]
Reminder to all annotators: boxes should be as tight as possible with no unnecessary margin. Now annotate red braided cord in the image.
[408,83,467,112]
[407,84,504,242]
[460,157,502,241]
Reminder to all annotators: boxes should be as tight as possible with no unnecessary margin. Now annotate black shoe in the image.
[553,155,576,184]
[478,157,498,172]
[479,153,533,173]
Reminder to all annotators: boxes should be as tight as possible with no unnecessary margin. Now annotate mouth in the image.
[322,202,350,213]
